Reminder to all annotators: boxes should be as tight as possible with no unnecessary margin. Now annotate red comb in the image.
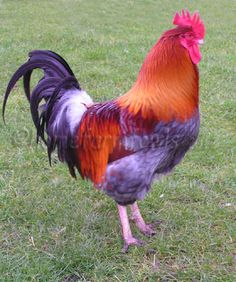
[173,9,205,38]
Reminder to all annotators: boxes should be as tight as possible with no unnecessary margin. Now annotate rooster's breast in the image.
[102,112,200,205]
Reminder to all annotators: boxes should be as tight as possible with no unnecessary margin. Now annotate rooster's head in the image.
[172,9,205,64]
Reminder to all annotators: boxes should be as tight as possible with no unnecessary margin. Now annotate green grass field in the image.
[0,0,235,281]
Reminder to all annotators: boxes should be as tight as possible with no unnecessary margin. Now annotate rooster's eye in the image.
[185,33,194,40]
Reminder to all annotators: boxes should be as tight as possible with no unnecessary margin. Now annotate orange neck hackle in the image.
[118,34,199,122]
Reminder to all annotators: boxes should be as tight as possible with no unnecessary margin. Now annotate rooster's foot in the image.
[130,202,163,237]
[122,237,145,253]
[137,223,156,237]
[136,220,162,236]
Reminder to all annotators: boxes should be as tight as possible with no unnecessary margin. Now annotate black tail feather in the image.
[23,70,33,101]
[29,50,74,76]
[3,50,83,177]
[3,59,66,122]
[30,77,61,136]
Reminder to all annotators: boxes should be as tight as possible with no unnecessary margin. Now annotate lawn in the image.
[0,0,235,281]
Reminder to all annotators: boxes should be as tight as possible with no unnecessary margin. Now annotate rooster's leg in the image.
[117,204,144,252]
[130,202,156,236]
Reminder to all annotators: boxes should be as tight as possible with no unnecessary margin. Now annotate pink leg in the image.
[117,204,144,252]
[130,202,156,236]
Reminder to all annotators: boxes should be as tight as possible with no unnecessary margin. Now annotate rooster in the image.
[3,10,205,251]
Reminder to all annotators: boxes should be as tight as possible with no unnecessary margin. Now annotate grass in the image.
[0,0,235,281]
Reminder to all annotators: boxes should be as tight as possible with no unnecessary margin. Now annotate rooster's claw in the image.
[122,237,145,253]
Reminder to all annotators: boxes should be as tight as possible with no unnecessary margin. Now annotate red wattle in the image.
[189,44,201,64]
[180,38,201,64]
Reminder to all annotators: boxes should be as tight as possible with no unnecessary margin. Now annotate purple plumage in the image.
[103,111,200,205]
